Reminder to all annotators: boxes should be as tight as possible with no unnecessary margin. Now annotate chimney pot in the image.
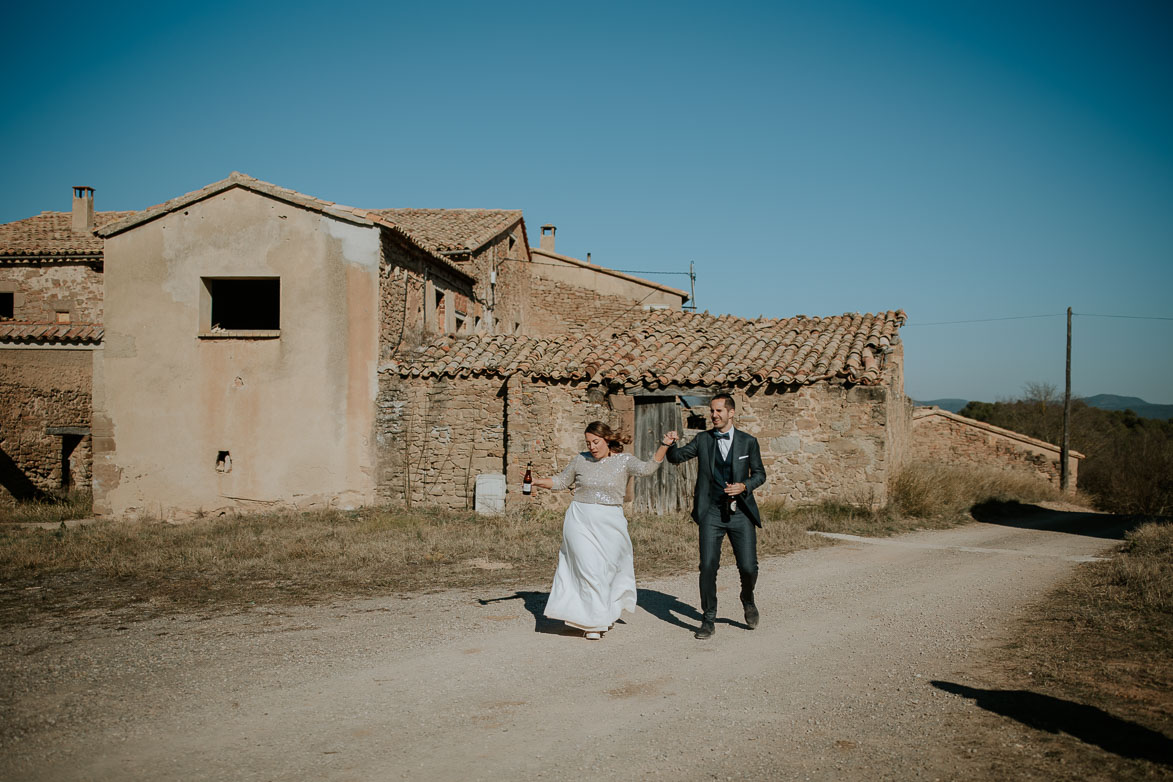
[539,224,556,253]
[72,186,95,234]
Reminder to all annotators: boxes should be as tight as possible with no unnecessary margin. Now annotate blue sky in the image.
[3,0,1170,403]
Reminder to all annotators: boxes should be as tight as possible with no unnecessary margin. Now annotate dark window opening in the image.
[216,451,232,473]
[209,279,280,330]
[61,435,81,489]
[0,292,13,320]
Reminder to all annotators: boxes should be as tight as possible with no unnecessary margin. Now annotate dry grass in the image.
[0,490,92,524]
[0,503,829,627]
[977,519,1173,778]
[0,462,1095,628]
[891,461,1079,520]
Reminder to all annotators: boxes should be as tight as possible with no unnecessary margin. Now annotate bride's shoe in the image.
[584,631,602,640]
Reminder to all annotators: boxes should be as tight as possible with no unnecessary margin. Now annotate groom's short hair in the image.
[712,393,735,410]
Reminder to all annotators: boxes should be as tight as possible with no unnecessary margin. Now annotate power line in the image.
[1073,313,1173,321]
[905,313,1062,327]
[503,257,692,276]
[906,312,1173,327]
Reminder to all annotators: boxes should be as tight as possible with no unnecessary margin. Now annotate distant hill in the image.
[913,398,969,413]
[1081,394,1173,421]
[913,394,1171,420]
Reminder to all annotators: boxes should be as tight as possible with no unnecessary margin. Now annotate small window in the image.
[0,292,13,320]
[56,310,71,325]
[201,278,280,335]
[455,312,466,332]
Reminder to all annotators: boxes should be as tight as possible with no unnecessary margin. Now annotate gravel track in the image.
[0,513,1123,781]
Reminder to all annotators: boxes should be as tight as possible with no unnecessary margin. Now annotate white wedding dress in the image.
[544,452,661,632]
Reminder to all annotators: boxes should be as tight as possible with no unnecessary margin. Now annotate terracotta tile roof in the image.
[97,173,473,283]
[0,211,135,259]
[370,209,523,254]
[382,309,907,387]
[0,322,103,345]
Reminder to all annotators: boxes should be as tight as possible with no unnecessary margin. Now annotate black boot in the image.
[694,619,715,640]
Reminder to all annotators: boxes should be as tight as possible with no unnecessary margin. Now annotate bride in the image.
[530,421,673,640]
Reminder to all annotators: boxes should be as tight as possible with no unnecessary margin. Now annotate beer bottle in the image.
[522,463,533,495]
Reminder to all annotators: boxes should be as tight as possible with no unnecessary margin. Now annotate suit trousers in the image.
[698,504,758,621]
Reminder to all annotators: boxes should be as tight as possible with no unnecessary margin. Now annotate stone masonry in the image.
[0,349,93,501]
[911,407,1081,489]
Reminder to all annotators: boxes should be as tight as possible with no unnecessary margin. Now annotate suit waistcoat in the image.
[709,440,733,499]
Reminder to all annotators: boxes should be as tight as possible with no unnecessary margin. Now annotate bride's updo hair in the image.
[585,420,631,454]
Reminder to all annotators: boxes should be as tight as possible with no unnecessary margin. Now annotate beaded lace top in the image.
[549,452,662,506]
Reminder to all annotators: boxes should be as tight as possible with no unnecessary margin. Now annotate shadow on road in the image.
[637,588,751,633]
[476,591,578,636]
[968,500,1146,541]
[477,588,751,636]
[932,680,1173,766]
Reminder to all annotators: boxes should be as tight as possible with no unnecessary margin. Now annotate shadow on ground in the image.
[476,588,750,636]
[968,500,1151,541]
[932,680,1173,766]
[477,591,578,635]
[637,588,751,633]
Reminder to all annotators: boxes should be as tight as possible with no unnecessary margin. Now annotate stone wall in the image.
[379,231,480,357]
[527,276,655,336]
[448,230,531,335]
[375,374,507,509]
[735,379,905,508]
[0,348,93,501]
[0,262,104,323]
[376,370,912,512]
[911,408,1079,488]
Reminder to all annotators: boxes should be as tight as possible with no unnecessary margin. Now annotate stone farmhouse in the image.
[0,188,132,499]
[6,172,1070,520]
[381,309,912,513]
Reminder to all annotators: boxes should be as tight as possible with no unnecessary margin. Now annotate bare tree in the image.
[1021,381,1060,406]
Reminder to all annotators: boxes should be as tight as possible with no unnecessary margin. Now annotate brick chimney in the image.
[72,186,95,234]
[539,224,556,252]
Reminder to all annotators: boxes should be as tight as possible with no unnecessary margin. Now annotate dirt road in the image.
[1,513,1125,781]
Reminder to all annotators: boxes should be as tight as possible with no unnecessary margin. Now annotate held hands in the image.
[662,431,679,447]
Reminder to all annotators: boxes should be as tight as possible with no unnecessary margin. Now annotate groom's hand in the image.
[724,482,745,496]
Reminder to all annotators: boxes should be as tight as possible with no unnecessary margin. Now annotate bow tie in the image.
[715,432,730,440]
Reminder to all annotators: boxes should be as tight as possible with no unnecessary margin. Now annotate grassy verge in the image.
[0,503,833,626]
[970,519,1173,779]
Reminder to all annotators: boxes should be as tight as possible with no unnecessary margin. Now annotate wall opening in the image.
[434,289,446,333]
[216,451,232,473]
[60,435,81,489]
[0,292,13,320]
[204,278,280,331]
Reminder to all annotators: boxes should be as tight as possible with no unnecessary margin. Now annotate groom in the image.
[665,393,766,640]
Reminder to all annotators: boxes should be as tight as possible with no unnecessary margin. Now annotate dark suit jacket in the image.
[666,428,767,527]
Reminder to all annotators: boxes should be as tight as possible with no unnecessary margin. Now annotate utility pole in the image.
[1060,306,1071,491]
[687,261,696,312]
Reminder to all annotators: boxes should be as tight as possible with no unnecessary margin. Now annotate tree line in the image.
[960,383,1172,516]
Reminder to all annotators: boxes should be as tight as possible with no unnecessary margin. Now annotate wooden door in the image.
[633,396,696,515]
